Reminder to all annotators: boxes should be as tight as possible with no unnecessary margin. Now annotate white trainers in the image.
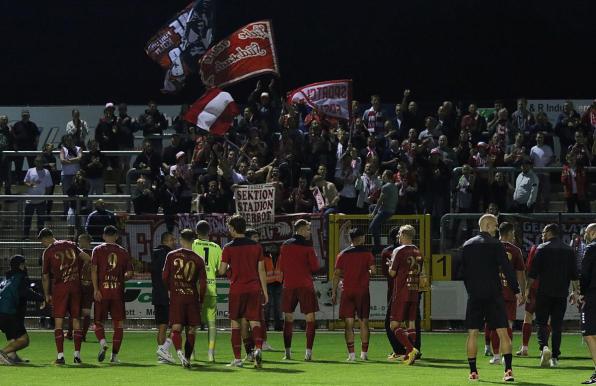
[489,355,502,365]
[254,349,263,369]
[226,358,244,367]
[156,347,175,364]
[262,341,274,351]
[304,350,312,362]
[360,352,368,361]
[244,352,254,362]
[110,354,121,364]
[177,350,190,368]
[549,358,558,367]
[516,346,528,356]
[283,349,292,360]
[207,351,215,363]
[346,353,356,362]
[540,346,552,368]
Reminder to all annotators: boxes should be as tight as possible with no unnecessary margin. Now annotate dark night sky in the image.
[1,0,594,108]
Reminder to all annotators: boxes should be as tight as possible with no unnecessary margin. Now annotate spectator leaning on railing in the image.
[512,158,539,213]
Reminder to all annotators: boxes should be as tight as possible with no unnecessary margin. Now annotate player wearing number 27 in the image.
[388,224,422,365]
[91,225,133,364]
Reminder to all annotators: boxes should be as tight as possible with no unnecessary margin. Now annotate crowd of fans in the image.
[0,83,595,239]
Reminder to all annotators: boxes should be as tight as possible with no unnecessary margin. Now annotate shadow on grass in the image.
[515,364,594,371]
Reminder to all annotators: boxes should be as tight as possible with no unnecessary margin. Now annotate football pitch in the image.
[1,330,593,385]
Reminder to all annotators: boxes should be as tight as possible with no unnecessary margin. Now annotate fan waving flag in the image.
[287,79,352,120]
[184,88,240,135]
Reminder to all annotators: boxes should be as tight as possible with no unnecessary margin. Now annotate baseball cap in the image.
[105,102,115,110]
[37,228,54,240]
[176,151,186,159]
[477,141,488,148]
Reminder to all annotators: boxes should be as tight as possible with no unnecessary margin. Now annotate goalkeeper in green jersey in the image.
[192,220,222,362]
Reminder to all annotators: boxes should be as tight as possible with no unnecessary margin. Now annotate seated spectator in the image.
[355,162,382,213]
[66,170,91,216]
[285,176,314,213]
[512,159,539,213]
[23,156,53,239]
[504,132,527,166]
[489,172,513,212]
[455,164,476,213]
[85,199,117,242]
[65,109,89,148]
[335,154,360,214]
[133,140,162,183]
[132,176,159,215]
[530,132,555,211]
[561,152,590,213]
[199,178,228,213]
[162,134,186,174]
[41,143,60,215]
[80,139,106,195]
[60,134,82,216]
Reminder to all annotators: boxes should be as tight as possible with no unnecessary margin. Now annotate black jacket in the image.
[151,245,171,305]
[581,242,596,296]
[529,237,578,298]
[460,232,519,299]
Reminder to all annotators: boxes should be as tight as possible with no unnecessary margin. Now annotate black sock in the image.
[184,339,192,359]
[504,353,513,371]
[468,357,477,373]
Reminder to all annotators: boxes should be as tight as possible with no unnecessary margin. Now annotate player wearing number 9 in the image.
[161,229,207,368]
[91,225,133,364]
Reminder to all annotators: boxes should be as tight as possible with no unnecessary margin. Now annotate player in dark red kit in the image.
[278,219,320,361]
[382,226,406,360]
[332,228,376,361]
[488,222,526,365]
[91,225,133,364]
[160,229,206,368]
[218,215,269,368]
[389,224,423,365]
[40,228,91,365]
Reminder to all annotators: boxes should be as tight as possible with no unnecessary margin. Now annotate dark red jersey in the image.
[526,244,539,290]
[279,235,319,289]
[501,241,525,301]
[222,238,264,294]
[162,248,206,304]
[92,243,132,300]
[42,240,84,286]
[81,248,93,284]
[335,245,375,291]
[390,245,423,302]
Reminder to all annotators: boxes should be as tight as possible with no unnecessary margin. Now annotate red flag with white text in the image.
[184,88,240,135]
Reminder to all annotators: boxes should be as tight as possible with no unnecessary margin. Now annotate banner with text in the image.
[527,99,592,126]
[234,183,276,225]
[287,79,352,120]
[199,20,279,88]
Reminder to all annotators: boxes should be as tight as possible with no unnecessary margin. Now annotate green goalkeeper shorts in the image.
[201,295,217,323]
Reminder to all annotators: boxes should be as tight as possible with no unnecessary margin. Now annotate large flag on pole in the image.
[184,88,240,136]
[287,80,352,120]
[145,0,215,93]
[199,20,279,88]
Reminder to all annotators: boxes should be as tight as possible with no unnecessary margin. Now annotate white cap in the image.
[105,102,115,109]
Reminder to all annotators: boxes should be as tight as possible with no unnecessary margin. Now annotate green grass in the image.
[1,330,594,385]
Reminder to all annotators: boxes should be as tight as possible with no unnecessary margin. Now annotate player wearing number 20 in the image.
[91,225,133,364]
[388,224,422,365]
[162,229,207,368]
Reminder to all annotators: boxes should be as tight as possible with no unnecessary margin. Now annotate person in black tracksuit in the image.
[580,223,596,384]
[528,223,579,368]
[151,232,176,363]
[460,214,520,382]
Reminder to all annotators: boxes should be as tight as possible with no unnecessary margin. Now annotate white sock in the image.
[57,352,64,360]
[285,348,291,355]
[163,338,172,350]
[305,349,312,356]
[111,353,117,361]
[74,351,80,358]
[100,339,107,348]
[348,352,355,359]
[521,345,528,350]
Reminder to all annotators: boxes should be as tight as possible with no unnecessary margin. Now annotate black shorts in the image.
[0,313,27,340]
[465,295,508,330]
[154,305,169,326]
[582,295,596,336]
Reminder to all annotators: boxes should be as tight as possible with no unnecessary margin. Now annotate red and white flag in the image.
[287,80,352,120]
[184,88,240,135]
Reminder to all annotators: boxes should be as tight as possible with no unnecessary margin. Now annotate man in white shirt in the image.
[529,132,555,211]
[65,109,89,148]
[23,156,53,239]
[512,159,539,213]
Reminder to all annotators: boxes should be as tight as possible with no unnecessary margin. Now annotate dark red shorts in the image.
[52,284,81,319]
[94,298,126,322]
[229,290,262,321]
[525,288,537,314]
[81,284,94,310]
[169,301,201,326]
[391,299,418,322]
[282,287,319,314]
[505,300,517,321]
[339,290,370,320]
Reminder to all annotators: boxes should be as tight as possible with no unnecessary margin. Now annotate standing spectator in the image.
[0,116,13,194]
[418,116,440,147]
[528,112,555,145]
[561,152,589,213]
[530,132,555,211]
[489,172,513,213]
[527,223,579,368]
[504,133,527,167]
[461,103,487,143]
[400,89,424,132]
[568,130,593,167]
[248,79,280,133]
[116,103,137,170]
[355,163,382,213]
[60,135,82,216]
[424,149,451,225]
[435,135,457,167]
[285,176,314,213]
[11,109,40,181]
[41,144,59,216]
[66,170,91,219]
[394,161,418,214]
[512,159,539,213]
[161,134,185,174]
[199,178,228,214]
[580,99,596,136]
[65,109,89,148]
[170,152,193,213]
[94,103,123,193]
[511,98,535,139]
[172,104,191,135]
[454,130,474,167]
[22,156,53,239]
[85,199,117,242]
[486,100,505,132]
[362,94,385,136]
[455,164,477,213]
[555,100,582,158]
[138,100,168,154]
[133,140,163,184]
[311,175,339,215]
[369,170,398,253]
[80,139,106,195]
[488,108,512,145]
[335,154,360,214]
[132,176,159,215]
